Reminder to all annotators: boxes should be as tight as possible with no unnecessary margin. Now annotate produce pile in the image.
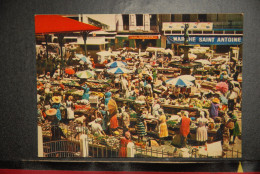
[96,135,120,148]
[61,80,80,86]
[90,91,104,98]
[166,120,177,127]
[86,82,109,89]
[66,89,84,96]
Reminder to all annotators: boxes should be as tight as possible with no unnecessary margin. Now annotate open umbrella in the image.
[177,75,196,82]
[80,56,92,65]
[166,78,194,87]
[107,99,118,116]
[216,82,229,93]
[106,61,127,68]
[107,67,132,74]
[76,70,95,79]
[35,15,101,77]
[65,68,75,75]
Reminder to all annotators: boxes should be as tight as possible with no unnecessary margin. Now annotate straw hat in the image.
[46,108,57,116]
[212,98,220,104]
[68,96,73,101]
[52,96,61,103]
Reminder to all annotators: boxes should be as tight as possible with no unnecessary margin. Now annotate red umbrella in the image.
[35,15,101,35]
[216,82,229,93]
[35,15,101,77]
[65,68,75,75]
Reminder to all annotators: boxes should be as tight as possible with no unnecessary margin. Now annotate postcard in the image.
[36,14,242,158]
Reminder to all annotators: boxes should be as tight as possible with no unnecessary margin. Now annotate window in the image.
[122,14,129,30]
[171,14,175,22]
[198,14,207,22]
[136,14,143,26]
[182,14,190,22]
[150,14,157,26]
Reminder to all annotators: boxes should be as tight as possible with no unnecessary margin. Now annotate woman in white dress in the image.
[66,96,75,120]
[196,112,208,145]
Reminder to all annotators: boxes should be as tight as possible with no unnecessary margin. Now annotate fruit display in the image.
[86,82,109,89]
[90,91,104,98]
[166,120,177,127]
[66,89,84,96]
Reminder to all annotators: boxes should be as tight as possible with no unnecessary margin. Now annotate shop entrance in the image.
[135,39,157,51]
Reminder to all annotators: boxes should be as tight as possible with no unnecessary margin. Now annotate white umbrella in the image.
[166,78,194,87]
[107,67,132,74]
[76,70,95,79]
[105,61,127,68]
[177,75,196,82]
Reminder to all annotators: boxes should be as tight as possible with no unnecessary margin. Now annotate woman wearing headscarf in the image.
[119,131,132,157]
[228,115,240,144]
[52,96,62,121]
[82,84,90,100]
[66,96,74,120]
[179,111,191,147]
[158,109,168,145]
[104,90,112,106]
[107,99,119,135]
[210,98,220,120]
[136,113,146,143]
[196,111,208,145]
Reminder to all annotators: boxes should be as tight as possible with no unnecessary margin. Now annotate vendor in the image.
[104,90,112,106]
[119,131,132,157]
[136,114,146,143]
[196,112,208,145]
[210,98,220,120]
[158,109,168,145]
[51,96,62,121]
[179,111,191,147]
[99,104,108,133]
[82,84,90,100]
[66,96,75,120]
[122,107,130,135]
[88,118,105,136]
[107,99,119,135]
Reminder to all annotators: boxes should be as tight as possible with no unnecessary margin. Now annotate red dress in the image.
[119,137,131,157]
[110,114,118,129]
[180,116,191,137]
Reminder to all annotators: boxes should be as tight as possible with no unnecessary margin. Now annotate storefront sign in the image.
[163,22,213,31]
[128,35,159,39]
[167,36,243,45]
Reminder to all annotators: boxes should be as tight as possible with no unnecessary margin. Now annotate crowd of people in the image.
[37,44,242,157]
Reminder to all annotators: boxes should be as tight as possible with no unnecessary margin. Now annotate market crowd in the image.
[37,44,242,157]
